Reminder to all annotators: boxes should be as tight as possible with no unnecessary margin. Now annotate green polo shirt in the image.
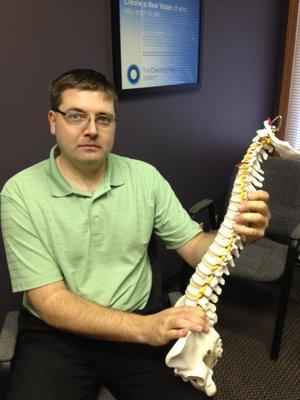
[1,146,201,317]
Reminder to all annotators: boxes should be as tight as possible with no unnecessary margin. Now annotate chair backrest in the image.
[262,157,300,238]
[224,156,300,238]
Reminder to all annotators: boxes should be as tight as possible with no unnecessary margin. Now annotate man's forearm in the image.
[35,288,148,343]
[27,281,211,347]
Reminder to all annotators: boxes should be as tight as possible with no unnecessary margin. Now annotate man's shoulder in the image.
[110,153,159,177]
[1,159,48,198]
[109,154,168,191]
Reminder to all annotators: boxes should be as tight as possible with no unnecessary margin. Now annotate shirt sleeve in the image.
[1,188,64,292]
[152,169,202,249]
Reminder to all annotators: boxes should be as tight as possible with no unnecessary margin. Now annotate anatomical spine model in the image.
[166,118,300,397]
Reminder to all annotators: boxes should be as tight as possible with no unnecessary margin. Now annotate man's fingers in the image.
[167,328,189,341]
[167,307,210,333]
[169,317,208,333]
[172,306,209,325]
[238,200,269,216]
[235,190,271,237]
[234,211,267,227]
[144,305,212,346]
[175,305,207,318]
[247,189,270,202]
[233,223,265,239]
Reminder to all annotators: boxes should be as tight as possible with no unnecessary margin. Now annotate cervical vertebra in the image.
[166,118,300,396]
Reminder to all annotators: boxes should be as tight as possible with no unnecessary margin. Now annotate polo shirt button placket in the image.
[91,214,103,238]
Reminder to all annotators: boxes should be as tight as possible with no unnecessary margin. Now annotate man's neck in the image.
[56,155,107,193]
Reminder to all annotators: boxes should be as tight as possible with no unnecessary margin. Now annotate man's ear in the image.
[48,110,56,136]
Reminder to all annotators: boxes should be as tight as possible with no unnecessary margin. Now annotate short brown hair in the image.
[50,69,118,112]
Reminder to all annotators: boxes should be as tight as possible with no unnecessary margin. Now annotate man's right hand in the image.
[142,306,210,346]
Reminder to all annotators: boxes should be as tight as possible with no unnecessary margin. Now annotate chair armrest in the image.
[0,311,19,362]
[188,199,218,230]
[291,223,300,240]
[168,291,183,306]
[269,223,300,246]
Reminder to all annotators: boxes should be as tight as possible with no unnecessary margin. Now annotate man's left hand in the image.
[233,190,271,244]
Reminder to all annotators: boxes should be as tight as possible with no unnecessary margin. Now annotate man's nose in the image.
[84,117,98,136]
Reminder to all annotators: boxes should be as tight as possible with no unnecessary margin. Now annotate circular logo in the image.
[127,64,140,84]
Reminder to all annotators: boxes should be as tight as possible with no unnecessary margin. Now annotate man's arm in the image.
[176,231,216,267]
[177,190,271,266]
[27,280,210,347]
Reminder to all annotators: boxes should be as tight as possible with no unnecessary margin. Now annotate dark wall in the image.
[0,0,284,324]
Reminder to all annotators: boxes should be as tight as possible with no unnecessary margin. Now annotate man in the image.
[1,69,270,400]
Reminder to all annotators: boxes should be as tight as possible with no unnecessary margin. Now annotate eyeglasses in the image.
[52,108,116,129]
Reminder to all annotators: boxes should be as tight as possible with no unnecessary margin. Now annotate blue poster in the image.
[119,0,200,89]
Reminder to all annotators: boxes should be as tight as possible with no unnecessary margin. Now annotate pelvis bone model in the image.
[165,118,300,397]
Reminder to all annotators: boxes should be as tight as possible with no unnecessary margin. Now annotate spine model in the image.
[166,118,294,397]
[184,133,273,311]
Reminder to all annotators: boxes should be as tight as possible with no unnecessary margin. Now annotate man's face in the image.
[48,88,116,170]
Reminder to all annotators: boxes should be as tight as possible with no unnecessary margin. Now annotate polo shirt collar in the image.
[47,146,73,197]
[47,146,124,197]
[107,153,124,187]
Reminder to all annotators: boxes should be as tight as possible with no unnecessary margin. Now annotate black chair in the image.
[0,311,18,398]
[199,156,300,360]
